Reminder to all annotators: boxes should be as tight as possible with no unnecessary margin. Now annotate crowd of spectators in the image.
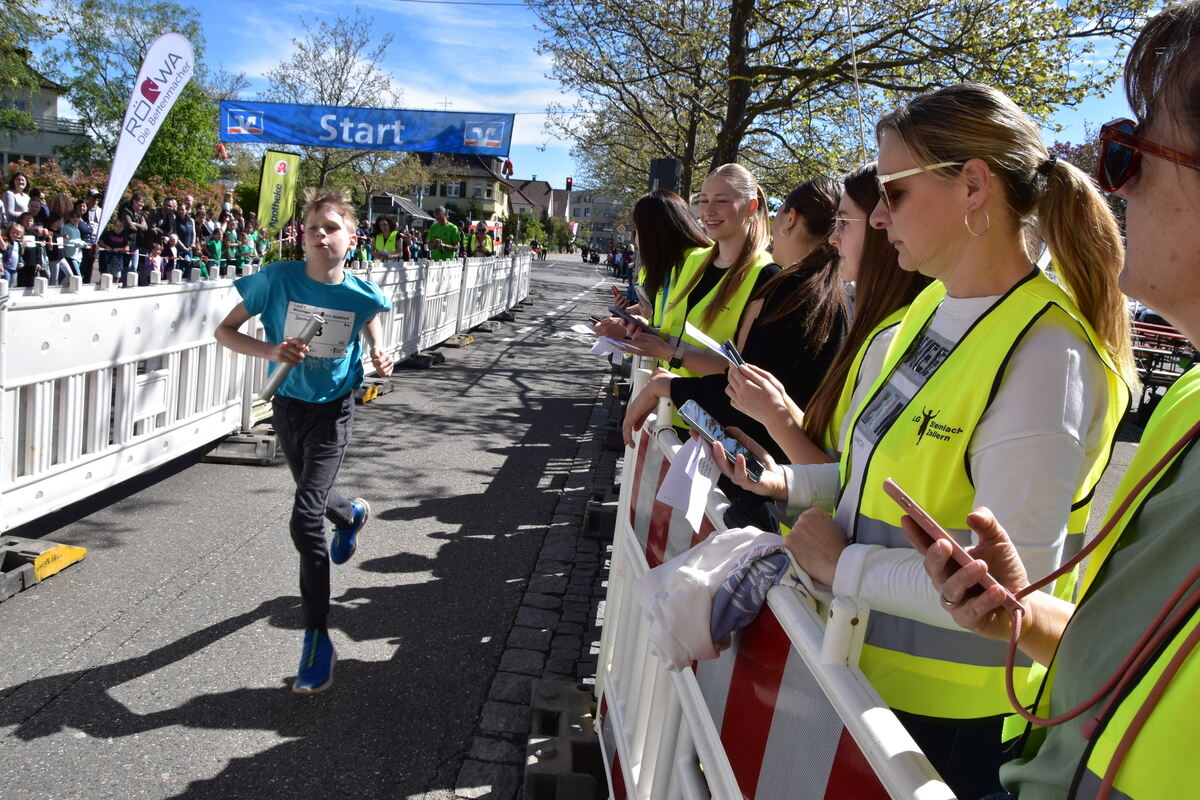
[1,174,275,288]
[1,177,529,292]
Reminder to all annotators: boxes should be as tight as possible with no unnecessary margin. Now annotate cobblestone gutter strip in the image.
[454,378,622,800]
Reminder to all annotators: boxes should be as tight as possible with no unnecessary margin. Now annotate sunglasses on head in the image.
[1096,118,1200,192]
[875,162,964,211]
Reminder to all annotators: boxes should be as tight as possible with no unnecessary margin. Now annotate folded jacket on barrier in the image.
[632,528,801,670]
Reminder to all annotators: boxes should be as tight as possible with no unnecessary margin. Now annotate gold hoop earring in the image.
[965,207,990,237]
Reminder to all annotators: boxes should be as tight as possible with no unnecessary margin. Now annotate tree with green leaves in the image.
[532,0,1154,199]
[261,11,402,191]
[48,0,219,183]
[1,13,60,137]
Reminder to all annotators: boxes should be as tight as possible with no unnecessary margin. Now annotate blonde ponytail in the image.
[1037,160,1136,385]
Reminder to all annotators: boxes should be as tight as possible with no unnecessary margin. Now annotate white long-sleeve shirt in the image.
[783,294,1109,629]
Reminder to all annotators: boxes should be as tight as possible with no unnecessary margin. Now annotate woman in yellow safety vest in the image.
[719,87,1135,797]
[470,224,495,257]
[909,5,1200,798]
[621,175,850,465]
[721,163,932,465]
[592,189,709,342]
[624,163,774,378]
[373,215,399,260]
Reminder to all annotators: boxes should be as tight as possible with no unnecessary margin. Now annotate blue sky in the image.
[59,0,1132,188]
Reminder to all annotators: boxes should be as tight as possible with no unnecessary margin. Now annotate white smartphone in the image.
[883,478,1024,615]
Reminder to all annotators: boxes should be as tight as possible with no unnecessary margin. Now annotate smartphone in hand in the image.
[608,305,661,338]
[678,400,764,482]
[883,478,1024,615]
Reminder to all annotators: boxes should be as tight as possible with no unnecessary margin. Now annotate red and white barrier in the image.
[596,361,953,799]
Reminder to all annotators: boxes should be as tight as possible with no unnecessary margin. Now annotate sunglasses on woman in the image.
[876,162,964,211]
[1096,118,1200,192]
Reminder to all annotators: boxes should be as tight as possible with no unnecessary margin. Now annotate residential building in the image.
[1,65,87,171]
[570,191,626,251]
[415,153,511,223]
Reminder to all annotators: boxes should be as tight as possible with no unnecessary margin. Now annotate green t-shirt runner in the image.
[427,221,462,261]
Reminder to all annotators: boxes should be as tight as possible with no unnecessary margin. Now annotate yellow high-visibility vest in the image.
[819,306,909,453]
[658,246,773,379]
[1065,367,1200,799]
[841,271,1129,719]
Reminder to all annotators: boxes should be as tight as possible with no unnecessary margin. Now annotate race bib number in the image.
[284,301,355,359]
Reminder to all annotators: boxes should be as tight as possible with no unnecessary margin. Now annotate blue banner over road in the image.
[218,100,514,156]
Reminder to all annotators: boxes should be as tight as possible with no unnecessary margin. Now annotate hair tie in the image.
[1036,155,1057,177]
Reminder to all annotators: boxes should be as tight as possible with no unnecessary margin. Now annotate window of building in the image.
[472,182,484,199]
[484,183,493,200]
[445,182,461,198]
[583,207,591,216]
[603,209,614,218]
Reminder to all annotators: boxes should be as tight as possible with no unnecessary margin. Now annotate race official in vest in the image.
[908,5,1200,799]
[620,165,774,433]
[720,164,933,466]
[469,223,494,257]
[716,87,1135,797]
[372,215,399,260]
[591,189,709,345]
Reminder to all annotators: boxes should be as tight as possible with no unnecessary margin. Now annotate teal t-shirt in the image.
[234,261,391,403]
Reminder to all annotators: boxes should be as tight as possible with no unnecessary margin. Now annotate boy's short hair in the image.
[302,188,358,232]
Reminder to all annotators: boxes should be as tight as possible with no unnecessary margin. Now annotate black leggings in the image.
[272,393,357,631]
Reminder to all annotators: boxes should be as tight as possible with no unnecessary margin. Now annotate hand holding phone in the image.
[678,400,764,482]
[608,305,661,338]
[883,479,1024,615]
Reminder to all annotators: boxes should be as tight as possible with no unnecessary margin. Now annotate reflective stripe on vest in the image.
[842,271,1129,719]
[820,306,909,453]
[658,246,773,380]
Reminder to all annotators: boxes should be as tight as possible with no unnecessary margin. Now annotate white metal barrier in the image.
[0,252,533,532]
[596,361,953,800]
[457,256,495,334]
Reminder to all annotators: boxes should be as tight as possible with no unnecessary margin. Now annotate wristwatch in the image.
[668,341,686,369]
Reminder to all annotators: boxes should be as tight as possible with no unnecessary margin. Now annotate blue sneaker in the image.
[293,629,336,694]
[330,498,370,565]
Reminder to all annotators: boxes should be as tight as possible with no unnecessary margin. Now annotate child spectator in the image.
[98,218,131,281]
[141,241,164,285]
[16,211,44,287]
[213,189,394,694]
[62,209,85,278]
[206,228,224,273]
[2,222,22,285]
[162,234,183,274]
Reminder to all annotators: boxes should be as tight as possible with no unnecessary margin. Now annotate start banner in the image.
[218,100,514,156]
[256,150,300,236]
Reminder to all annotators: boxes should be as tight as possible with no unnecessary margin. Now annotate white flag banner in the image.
[97,33,196,236]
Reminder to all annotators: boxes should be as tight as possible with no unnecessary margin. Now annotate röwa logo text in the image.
[124,50,191,145]
[913,407,963,445]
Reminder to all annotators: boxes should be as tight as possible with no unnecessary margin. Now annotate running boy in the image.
[214,189,394,694]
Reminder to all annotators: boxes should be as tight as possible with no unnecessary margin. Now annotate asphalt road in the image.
[0,255,615,800]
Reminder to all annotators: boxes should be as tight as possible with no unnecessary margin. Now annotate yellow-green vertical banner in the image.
[257,150,300,235]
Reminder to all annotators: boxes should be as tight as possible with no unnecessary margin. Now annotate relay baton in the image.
[258,312,324,401]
